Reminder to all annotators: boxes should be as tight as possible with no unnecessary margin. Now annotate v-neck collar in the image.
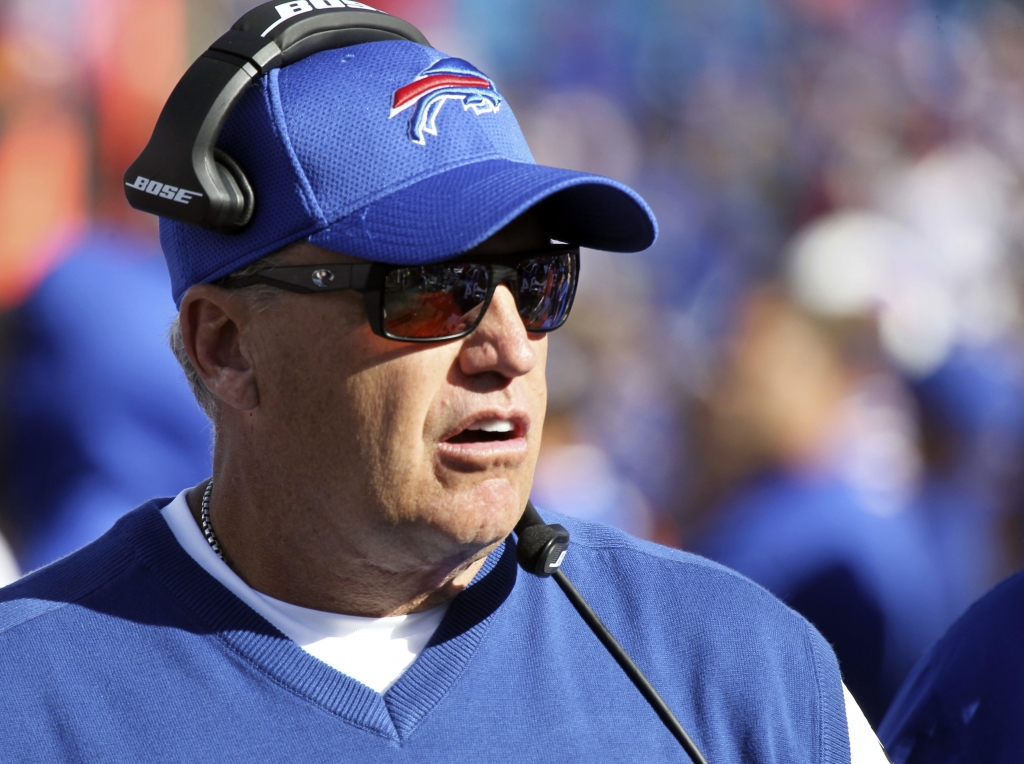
[125,501,517,742]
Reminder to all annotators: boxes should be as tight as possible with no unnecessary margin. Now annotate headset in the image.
[127,3,709,761]
[124,1,429,233]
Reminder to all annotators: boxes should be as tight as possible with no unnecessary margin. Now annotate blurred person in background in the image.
[682,269,947,728]
[683,152,1024,727]
[0,0,239,570]
[5,230,213,569]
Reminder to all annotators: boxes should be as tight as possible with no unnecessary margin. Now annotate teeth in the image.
[466,419,514,433]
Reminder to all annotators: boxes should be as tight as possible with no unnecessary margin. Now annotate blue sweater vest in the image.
[0,500,850,763]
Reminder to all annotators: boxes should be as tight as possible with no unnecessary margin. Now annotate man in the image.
[0,8,882,762]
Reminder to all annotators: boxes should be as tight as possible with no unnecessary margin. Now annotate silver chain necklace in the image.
[200,481,225,561]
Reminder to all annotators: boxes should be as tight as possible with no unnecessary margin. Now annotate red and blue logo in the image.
[390,58,502,145]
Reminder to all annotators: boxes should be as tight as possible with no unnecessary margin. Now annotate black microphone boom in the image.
[515,502,710,764]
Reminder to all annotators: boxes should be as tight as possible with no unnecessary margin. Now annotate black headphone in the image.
[123,1,429,233]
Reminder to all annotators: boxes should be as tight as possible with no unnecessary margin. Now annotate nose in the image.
[457,285,540,380]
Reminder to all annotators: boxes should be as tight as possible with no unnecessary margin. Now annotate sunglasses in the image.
[222,246,580,342]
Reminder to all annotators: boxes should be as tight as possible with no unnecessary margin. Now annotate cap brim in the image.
[308,159,657,264]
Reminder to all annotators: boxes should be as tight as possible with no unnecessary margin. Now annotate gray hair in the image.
[168,254,284,420]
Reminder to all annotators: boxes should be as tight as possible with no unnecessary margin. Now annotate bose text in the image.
[126,176,204,205]
[263,1,382,37]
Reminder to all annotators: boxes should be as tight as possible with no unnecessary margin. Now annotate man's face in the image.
[236,218,550,570]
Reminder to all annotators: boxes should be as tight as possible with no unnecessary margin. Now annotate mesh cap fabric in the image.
[160,40,658,306]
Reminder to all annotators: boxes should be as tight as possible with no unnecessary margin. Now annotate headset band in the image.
[124,2,430,232]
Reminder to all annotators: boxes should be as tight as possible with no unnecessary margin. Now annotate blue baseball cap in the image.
[160,40,657,307]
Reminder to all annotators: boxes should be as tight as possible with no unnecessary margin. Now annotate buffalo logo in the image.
[390,58,502,146]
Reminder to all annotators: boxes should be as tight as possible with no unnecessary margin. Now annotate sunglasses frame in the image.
[221,245,580,342]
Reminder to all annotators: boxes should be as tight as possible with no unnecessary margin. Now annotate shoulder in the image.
[879,569,1024,762]
[0,501,169,638]
[551,509,810,618]
[541,512,851,762]
[545,513,842,684]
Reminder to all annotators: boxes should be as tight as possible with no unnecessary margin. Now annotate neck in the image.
[186,467,492,618]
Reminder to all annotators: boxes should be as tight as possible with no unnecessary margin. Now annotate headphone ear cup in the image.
[212,149,255,232]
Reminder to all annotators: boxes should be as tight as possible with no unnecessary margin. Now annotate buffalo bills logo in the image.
[390,58,502,145]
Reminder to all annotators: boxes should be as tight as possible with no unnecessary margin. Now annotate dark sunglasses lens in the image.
[515,253,577,330]
[383,263,490,339]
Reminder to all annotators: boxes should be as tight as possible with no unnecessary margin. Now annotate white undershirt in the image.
[161,489,889,760]
[161,490,447,693]
[845,684,891,762]
[0,531,19,588]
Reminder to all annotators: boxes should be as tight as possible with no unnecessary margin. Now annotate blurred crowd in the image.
[3,0,1024,727]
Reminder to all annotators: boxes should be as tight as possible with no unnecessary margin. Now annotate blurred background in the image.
[2,0,1024,728]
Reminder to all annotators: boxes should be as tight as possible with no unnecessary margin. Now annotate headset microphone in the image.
[515,502,710,764]
[124,1,430,233]
[515,505,569,576]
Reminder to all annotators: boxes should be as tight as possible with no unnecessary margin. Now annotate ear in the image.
[179,285,260,412]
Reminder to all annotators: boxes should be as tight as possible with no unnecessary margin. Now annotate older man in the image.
[0,4,882,762]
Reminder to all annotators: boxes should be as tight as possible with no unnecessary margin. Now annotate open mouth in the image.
[445,419,518,444]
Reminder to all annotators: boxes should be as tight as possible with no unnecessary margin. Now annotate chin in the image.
[434,477,526,547]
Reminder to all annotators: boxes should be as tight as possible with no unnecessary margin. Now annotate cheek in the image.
[254,307,445,458]
[530,339,548,431]
[342,344,458,479]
